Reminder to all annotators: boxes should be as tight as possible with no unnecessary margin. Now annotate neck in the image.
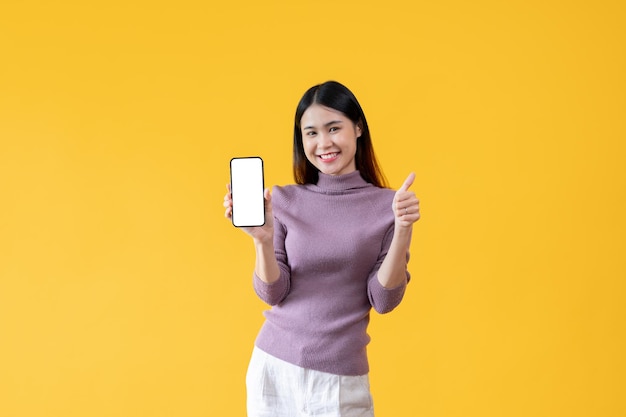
[311,170,370,193]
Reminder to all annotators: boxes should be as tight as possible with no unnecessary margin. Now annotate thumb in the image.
[398,172,415,192]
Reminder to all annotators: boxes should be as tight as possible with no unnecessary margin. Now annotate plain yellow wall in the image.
[1,1,624,416]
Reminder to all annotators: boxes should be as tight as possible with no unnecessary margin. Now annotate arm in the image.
[367,173,420,314]
[377,172,420,288]
[253,238,280,284]
[225,185,279,282]
[252,217,291,305]
[224,185,290,304]
[247,188,291,304]
[376,226,413,289]
[367,225,411,314]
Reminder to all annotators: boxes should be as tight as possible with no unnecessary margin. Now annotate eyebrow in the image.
[302,120,344,130]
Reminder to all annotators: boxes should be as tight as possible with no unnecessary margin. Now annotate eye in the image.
[329,126,340,133]
[305,130,317,137]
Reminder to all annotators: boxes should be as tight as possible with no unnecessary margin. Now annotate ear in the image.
[356,120,363,138]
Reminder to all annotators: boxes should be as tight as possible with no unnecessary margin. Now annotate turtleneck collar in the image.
[307,170,372,194]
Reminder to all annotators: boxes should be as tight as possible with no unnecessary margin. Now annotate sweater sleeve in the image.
[367,224,412,314]
[253,216,291,306]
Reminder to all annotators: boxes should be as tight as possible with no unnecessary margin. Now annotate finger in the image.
[394,195,418,212]
[398,172,415,192]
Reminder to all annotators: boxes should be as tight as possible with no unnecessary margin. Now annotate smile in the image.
[319,152,339,161]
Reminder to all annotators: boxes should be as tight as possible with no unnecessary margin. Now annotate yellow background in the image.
[1,1,624,416]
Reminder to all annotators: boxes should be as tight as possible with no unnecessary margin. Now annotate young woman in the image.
[224,81,420,416]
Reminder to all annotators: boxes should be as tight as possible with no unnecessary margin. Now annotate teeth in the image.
[320,153,338,160]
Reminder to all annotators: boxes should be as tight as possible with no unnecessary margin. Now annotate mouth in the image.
[318,152,339,162]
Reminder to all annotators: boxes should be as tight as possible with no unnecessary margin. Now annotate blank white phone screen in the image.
[230,157,265,227]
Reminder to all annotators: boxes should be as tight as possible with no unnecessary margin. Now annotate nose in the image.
[317,132,332,148]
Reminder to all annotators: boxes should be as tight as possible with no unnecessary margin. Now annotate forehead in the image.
[300,104,349,127]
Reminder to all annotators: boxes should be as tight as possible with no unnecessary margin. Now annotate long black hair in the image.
[292,81,389,188]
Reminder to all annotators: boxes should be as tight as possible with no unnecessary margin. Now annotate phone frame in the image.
[229,156,266,227]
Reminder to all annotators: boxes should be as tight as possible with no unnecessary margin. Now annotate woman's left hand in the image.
[393,172,420,228]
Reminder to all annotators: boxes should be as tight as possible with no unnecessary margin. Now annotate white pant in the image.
[246,347,375,417]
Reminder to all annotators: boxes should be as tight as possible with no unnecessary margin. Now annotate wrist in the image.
[253,236,274,248]
[394,223,413,236]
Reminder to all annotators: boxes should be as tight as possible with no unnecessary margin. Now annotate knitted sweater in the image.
[253,170,411,376]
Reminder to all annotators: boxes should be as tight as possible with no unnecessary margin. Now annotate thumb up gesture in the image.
[393,172,420,228]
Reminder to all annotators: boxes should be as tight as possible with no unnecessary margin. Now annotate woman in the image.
[224,81,420,416]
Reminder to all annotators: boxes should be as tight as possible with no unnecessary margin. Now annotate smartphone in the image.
[230,157,265,227]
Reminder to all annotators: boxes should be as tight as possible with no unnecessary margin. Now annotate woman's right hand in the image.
[223,184,275,244]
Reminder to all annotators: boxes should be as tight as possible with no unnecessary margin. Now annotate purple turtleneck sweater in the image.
[253,170,411,376]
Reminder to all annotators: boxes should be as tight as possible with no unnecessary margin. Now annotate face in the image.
[300,104,362,176]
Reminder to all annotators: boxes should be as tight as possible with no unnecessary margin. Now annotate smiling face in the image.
[300,104,362,177]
